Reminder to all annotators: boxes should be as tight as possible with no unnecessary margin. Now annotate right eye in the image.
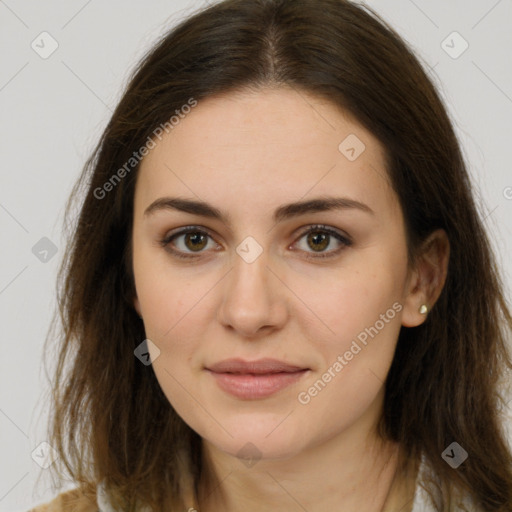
[159,226,220,259]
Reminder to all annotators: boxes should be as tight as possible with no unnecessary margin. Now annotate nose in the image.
[217,247,288,338]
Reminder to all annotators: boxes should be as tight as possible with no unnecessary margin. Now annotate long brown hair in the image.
[44,0,512,510]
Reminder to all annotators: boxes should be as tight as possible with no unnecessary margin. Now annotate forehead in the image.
[135,87,397,220]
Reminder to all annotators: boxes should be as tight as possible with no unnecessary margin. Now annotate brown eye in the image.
[160,227,218,259]
[294,225,352,259]
[183,232,208,252]
[306,231,330,252]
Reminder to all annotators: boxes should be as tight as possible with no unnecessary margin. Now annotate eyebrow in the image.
[143,196,374,225]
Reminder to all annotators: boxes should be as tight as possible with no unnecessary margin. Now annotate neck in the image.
[195,421,418,512]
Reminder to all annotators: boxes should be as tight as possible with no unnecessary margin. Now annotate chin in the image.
[188,411,310,461]
[211,433,306,463]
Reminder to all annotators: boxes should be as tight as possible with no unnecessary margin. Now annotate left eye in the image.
[159,224,352,260]
[293,225,352,258]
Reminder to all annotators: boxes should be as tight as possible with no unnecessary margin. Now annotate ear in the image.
[401,229,450,327]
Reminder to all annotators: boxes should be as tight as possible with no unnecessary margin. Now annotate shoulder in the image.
[27,488,99,512]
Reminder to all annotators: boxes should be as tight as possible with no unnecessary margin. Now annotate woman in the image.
[30,0,512,511]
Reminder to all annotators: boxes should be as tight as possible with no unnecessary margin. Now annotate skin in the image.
[132,86,449,512]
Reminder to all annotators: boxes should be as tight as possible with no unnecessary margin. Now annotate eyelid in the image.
[292,224,352,259]
[159,224,352,260]
[159,225,220,257]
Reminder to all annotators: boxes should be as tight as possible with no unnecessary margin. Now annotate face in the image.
[131,87,420,461]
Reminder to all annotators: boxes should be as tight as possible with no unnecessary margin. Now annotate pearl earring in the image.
[419,304,428,315]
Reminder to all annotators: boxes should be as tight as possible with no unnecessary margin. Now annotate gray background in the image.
[1,1,511,511]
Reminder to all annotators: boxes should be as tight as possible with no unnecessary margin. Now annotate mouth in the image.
[205,358,310,399]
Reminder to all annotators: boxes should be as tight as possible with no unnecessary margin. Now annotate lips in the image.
[206,358,307,374]
[205,358,309,399]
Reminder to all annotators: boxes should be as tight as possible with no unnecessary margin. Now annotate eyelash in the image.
[159,224,352,261]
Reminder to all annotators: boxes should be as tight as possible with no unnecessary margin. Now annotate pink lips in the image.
[205,358,309,400]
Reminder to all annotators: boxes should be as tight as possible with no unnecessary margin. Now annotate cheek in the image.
[134,264,205,410]
[133,259,222,399]
[133,241,207,342]
[291,261,405,350]
[293,270,403,428]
